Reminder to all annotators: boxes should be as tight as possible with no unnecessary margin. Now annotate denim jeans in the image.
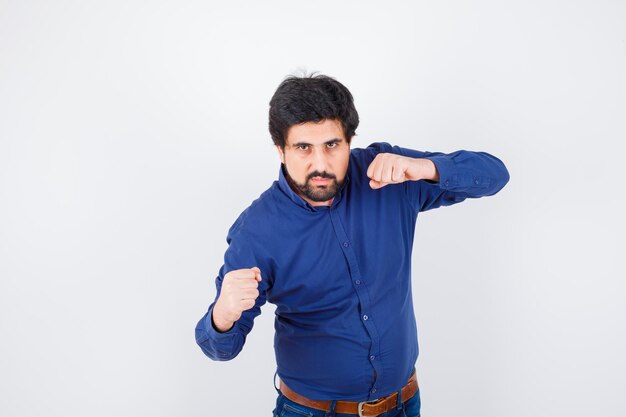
[272,388,421,417]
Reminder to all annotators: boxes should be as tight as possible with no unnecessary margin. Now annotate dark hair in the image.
[268,72,359,149]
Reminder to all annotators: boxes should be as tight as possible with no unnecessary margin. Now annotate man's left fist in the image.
[366,153,438,189]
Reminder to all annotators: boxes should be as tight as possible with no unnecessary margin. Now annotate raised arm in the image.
[365,142,510,212]
[195,222,271,361]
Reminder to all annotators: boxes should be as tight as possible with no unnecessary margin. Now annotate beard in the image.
[283,165,345,203]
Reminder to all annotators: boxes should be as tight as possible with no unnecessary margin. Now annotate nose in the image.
[311,147,329,173]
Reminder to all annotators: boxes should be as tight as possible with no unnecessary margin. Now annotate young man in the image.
[195,74,510,417]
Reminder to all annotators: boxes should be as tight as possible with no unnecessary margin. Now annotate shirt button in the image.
[370,355,375,361]
[343,241,349,247]
[371,388,377,394]
[363,315,369,321]
[444,180,449,186]
[474,179,479,184]
[355,279,361,285]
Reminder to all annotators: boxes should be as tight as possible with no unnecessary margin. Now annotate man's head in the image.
[269,73,359,206]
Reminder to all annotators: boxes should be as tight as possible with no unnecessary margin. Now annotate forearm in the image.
[426,150,510,196]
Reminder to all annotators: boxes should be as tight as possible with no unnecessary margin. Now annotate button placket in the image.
[328,208,384,400]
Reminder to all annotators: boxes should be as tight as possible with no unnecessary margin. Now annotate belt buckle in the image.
[357,401,368,417]
[357,398,384,417]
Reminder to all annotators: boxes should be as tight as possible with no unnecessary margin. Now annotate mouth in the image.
[310,176,331,184]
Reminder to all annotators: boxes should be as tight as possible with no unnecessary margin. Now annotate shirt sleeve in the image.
[195,214,272,361]
[367,142,510,212]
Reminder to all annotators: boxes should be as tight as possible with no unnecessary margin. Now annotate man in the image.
[195,73,510,417]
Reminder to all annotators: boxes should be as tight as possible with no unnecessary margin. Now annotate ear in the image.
[275,145,285,164]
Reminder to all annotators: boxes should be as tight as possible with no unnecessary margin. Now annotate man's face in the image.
[276,118,351,206]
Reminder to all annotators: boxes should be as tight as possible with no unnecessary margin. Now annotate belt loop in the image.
[273,370,281,396]
[325,399,337,417]
[396,386,403,410]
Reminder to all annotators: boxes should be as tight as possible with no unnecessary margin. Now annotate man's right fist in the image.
[212,267,262,332]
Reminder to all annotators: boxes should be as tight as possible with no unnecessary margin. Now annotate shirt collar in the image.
[277,164,350,212]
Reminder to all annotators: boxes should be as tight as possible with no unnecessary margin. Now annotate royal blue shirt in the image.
[195,142,509,401]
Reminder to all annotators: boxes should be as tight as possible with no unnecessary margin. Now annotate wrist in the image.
[424,159,440,182]
[212,302,235,333]
[409,158,439,182]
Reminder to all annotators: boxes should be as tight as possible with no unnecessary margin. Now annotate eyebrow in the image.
[291,138,343,147]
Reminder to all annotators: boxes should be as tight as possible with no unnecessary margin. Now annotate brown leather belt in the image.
[279,369,418,417]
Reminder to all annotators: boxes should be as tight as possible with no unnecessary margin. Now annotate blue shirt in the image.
[195,142,509,401]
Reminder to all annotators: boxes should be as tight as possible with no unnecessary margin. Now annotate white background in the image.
[1,1,625,416]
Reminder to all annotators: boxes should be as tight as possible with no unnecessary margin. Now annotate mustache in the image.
[307,171,336,181]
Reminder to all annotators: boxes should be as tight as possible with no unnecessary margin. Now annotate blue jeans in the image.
[272,388,421,417]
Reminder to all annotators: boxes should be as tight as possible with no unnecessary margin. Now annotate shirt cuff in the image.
[424,155,456,189]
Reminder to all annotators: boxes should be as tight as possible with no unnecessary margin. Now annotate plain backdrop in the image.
[1,1,625,416]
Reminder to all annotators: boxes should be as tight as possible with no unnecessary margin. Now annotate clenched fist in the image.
[366,153,439,189]
[212,267,262,332]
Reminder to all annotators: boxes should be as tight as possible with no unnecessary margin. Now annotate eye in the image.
[297,145,309,151]
[327,142,338,148]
